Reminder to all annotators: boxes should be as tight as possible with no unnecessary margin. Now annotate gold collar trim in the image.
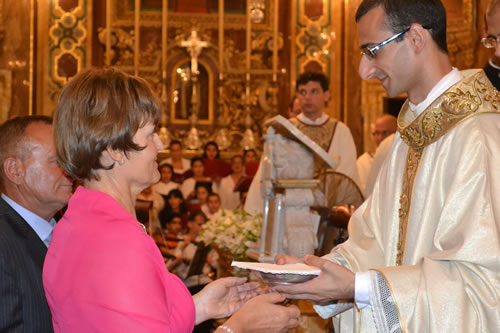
[398,70,499,150]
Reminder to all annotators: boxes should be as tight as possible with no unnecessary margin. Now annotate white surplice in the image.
[316,69,500,332]
[356,152,374,197]
[244,113,359,215]
[219,175,241,211]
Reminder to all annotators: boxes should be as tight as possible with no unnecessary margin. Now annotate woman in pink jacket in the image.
[43,68,299,333]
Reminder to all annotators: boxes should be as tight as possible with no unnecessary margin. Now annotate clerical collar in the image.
[489,58,500,71]
[408,67,464,117]
[296,112,329,125]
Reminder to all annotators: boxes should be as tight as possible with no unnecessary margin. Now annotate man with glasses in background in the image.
[274,0,500,332]
[483,0,500,89]
[356,113,396,196]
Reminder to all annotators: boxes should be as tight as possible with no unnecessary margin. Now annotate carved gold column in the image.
[161,0,168,105]
[214,0,230,150]
[106,0,111,66]
[241,0,256,149]
[245,0,251,108]
[37,0,91,116]
[271,0,279,114]
[292,0,341,121]
[134,0,140,76]
[29,0,35,115]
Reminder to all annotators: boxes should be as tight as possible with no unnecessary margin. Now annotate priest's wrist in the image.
[192,293,210,325]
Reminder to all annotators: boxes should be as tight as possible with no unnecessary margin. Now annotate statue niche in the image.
[170,58,214,125]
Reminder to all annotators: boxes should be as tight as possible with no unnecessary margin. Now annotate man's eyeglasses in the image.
[361,28,410,59]
[482,35,498,49]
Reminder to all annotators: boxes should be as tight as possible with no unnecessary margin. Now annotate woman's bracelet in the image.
[218,324,235,333]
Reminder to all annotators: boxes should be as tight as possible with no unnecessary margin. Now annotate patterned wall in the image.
[36,0,91,115]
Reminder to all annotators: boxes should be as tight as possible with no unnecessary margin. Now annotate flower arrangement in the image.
[199,210,262,261]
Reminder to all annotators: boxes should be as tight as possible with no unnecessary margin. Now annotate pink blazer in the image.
[43,186,195,333]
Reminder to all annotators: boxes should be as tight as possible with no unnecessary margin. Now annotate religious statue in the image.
[180,29,208,76]
[178,28,209,150]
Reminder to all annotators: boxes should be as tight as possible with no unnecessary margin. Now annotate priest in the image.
[274,0,500,332]
[245,72,359,214]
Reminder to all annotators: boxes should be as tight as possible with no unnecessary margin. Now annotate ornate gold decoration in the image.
[34,0,91,115]
[446,0,476,69]
[94,1,282,151]
[48,2,88,85]
[0,0,5,44]
[396,147,423,266]
[399,71,499,150]
[291,0,343,121]
[395,70,499,265]
[113,0,275,30]
[0,70,12,123]
[289,117,338,175]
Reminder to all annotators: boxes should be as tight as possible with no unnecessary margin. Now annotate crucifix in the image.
[181,29,208,75]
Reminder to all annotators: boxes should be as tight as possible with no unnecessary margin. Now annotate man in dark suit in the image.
[0,116,73,332]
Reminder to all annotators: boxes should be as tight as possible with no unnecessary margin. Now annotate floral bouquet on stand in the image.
[199,210,262,277]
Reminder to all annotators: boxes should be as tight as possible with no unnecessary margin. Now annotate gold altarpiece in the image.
[0,0,492,155]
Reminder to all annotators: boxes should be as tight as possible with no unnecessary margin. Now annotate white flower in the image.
[200,210,262,260]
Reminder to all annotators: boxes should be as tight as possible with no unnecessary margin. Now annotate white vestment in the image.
[315,69,500,332]
[151,181,179,196]
[219,175,241,211]
[181,178,217,199]
[365,134,395,197]
[356,152,374,197]
[161,157,191,174]
[245,113,359,215]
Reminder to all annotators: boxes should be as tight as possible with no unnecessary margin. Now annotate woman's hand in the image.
[218,292,300,333]
[193,277,261,324]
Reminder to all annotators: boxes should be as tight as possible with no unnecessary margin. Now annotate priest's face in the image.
[296,81,330,120]
[357,6,412,97]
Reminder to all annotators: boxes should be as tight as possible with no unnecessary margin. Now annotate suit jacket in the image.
[0,197,54,332]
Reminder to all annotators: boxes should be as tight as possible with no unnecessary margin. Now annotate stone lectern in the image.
[247,116,337,262]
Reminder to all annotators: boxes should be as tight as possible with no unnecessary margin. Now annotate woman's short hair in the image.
[54,68,161,181]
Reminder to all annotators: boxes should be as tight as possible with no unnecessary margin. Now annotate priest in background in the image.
[274,0,500,331]
[245,72,359,215]
[289,72,359,184]
[356,114,396,196]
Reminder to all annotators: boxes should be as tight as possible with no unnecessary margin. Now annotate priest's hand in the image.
[219,292,300,333]
[272,255,355,304]
[193,277,261,324]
